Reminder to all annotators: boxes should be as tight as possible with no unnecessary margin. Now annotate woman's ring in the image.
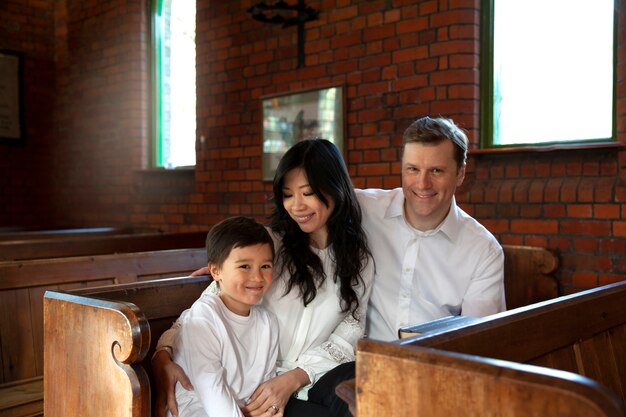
[270,404,279,414]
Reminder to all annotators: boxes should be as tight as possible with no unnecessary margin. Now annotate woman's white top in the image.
[265,243,374,399]
[168,292,279,417]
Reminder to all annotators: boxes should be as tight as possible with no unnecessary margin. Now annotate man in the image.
[356,116,505,341]
[153,116,505,416]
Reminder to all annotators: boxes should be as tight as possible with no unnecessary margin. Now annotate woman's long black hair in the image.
[269,139,372,316]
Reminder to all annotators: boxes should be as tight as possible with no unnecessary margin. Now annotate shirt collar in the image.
[387,192,462,242]
[385,188,406,219]
[437,197,461,242]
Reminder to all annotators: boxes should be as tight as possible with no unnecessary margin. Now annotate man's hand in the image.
[243,368,309,417]
[152,350,193,417]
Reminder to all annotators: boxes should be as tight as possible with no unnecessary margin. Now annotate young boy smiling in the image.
[168,216,280,417]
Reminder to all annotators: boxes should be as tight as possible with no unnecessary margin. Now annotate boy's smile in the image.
[210,243,274,316]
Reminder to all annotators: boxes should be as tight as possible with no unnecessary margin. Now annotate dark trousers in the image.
[284,361,355,417]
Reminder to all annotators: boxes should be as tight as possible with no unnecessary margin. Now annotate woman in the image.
[153,139,374,417]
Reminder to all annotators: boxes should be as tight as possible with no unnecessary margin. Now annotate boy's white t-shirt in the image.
[168,292,279,417]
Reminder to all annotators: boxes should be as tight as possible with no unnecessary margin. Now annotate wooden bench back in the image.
[502,244,558,309]
[0,226,135,241]
[355,338,626,417]
[0,248,207,384]
[402,280,626,404]
[0,230,207,261]
[43,276,211,417]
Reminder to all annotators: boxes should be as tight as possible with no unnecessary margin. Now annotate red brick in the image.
[396,17,430,34]
[498,181,514,203]
[418,0,438,16]
[512,179,530,202]
[328,5,359,21]
[357,163,391,176]
[561,220,611,236]
[615,258,626,273]
[366,12,384,27]
[572,238,598,253]
[594,204,620,219]
[384,9,401,24]
[571,272,599,288]
[354,136,390,150]
[543,204,565,218]
[523,236,548,247]
[510,219,558,234]
[614,221,626,237]
[331,32,362,49]
[430,68,478,85]
[520,204,542,218]
[392,47,429,64]
[599,274,626,286]
[363,25,395,42]
[566,204,593,218]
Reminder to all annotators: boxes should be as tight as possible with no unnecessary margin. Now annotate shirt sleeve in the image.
[156,284,219,353]
[263,312,280,382]
[291,256,374,391]
[461,242,506,317]
[178,315,245,417]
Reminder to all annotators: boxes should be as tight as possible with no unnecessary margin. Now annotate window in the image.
[481,0,616,147]
[153,0,196,168]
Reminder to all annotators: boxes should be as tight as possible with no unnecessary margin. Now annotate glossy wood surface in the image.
[0,248,207,384]
[43,276,211,417]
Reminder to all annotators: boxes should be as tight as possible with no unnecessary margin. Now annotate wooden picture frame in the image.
[0,50,24,144]
[261,85,344,181]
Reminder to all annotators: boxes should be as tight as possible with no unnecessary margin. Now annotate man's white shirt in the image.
[356,188,506,341]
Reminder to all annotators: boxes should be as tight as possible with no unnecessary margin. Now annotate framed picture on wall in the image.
[0,50,24,144]
[261,85,345,181]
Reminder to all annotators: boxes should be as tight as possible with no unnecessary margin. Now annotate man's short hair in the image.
[402,116,468,168]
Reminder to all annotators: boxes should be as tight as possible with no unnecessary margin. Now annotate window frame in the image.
[479,0,620,151]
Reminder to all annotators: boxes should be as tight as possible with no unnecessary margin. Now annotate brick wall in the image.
[0,0,56,227]
[1,0,625,294]
[52,0,149,226]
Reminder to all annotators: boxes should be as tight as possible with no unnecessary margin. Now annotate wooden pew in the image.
[0,248,207,386]
[353,338,626,417]
[402,280,626,399]
[43,276,212,417]
[0,377,44,417]
[0,226,136,241]
[34,242,556,416]
[0,230,207,261]
[501,244,559,309]
[343,280,626,416]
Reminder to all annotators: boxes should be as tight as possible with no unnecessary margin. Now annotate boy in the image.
[168,216,280,417]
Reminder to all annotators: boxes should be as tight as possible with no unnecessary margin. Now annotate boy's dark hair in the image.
[205,216,275,267]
